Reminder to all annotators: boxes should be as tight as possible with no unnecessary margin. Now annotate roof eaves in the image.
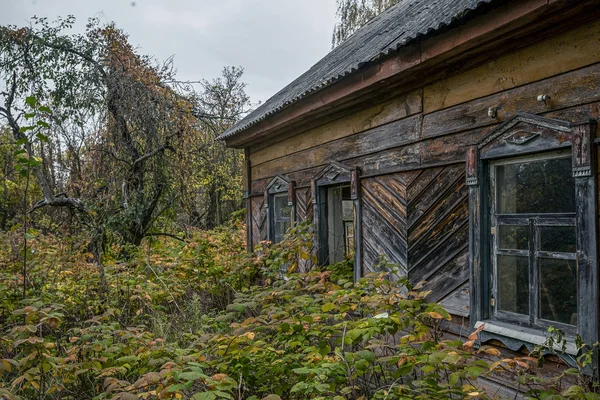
[218,0,494,142]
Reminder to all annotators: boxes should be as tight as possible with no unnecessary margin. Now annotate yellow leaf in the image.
[426,312,443,319]
[211,373,228,382]
[482,347,501,356]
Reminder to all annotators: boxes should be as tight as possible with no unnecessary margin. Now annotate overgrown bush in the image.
[0,221,598,399]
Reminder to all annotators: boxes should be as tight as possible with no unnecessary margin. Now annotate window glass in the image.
[539,226,576,253]
[497,255,529,315]
[496,157,575,214]
[327,185,354,264]
[498,225,529,250]
[539,258,577,325]
[273,193,290,243]
[492,153,578,327]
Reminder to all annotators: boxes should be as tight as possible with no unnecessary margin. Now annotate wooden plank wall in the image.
[295,187,315,272]
[250,196,266,247]
[246,18,600,315]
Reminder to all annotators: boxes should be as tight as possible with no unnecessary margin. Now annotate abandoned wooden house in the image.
[220,0,600,382]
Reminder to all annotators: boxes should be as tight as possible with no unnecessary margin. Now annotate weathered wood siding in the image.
[250,196,266,247]
[246,18,600,317]
[361,173,413,275]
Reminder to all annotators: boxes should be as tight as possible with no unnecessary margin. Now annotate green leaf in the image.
[292,367,311,375]
[178,371,205,381]
[18,126,34,133]
[226,303,246,313]
[35,133,50,143]
[321,303,335,312]
[115,355,137,365]
[38,106,52,114]
[36,120,50,128]
[25,96,37,107]
[192,392,217,400]
[356,350,376,362]
[24,113,36,120]
[466,366,486,379]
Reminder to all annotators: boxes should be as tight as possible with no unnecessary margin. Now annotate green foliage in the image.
[0,222,598,399]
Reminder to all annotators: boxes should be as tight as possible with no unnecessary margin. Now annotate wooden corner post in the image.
[352,167,363,282]
[466,145,484,327]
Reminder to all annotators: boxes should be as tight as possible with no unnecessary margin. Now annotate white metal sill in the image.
[474,320,579,356]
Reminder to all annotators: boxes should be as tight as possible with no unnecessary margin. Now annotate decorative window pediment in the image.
[466,113,598,365]
[267,174,291,195]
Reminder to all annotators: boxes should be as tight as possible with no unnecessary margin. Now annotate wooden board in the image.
[250,196,266,247]
[422,62,600,139]
[252,114,422,181]
[295,187,313,223]
[439,283,470,318]
[250,90,422,165]
[357,165,469,306]
[250,65,600,193]
[423,18,600,113]
[362,174,413,274]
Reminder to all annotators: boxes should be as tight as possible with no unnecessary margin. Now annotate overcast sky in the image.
[1,0,338,105]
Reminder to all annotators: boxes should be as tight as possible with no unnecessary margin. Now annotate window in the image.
[467,113,598,353]
[265,175,295,244]
[490,152,577,330]
[325,185,355,264]
[312,161,363,280]
[270,193,291,243]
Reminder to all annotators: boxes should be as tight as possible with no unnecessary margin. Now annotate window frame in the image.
[466,113,598,358]
[489,151,578,333]
[265,175,295,244]
[312,161,363,282]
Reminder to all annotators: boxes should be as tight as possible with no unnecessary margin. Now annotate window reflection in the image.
[496,157,575,214]
[272,193,291,244]
[493,153,577,327]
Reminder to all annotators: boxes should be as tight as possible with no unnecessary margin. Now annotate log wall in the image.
[246,18,600,318]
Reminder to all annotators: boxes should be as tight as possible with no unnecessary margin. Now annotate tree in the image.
[180,66,251,229]
[0,16,250,265]
[332,0,401,48]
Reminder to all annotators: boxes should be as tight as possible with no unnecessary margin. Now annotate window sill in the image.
[474,320,579,356]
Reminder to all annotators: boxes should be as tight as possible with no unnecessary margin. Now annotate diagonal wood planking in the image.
[406,164,469,303]
[296,187,316,272]
[250,196,266,246]
[360,163,469,304]
[361,172,418,274]
[296,187,313,223]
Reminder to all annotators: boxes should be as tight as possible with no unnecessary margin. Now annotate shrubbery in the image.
[0,220,598,399]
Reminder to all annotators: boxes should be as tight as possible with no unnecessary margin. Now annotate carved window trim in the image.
[311,161,363,282]
[264,175,296,244]
[467,113,598,360]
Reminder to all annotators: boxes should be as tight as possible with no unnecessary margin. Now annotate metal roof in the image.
[219,0,496,140]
